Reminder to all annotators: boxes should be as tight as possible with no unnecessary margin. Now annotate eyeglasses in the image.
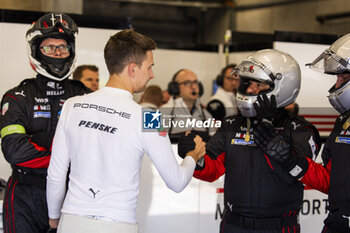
[178,80,198,87]
[40,44,70,54]
[225,75,239,81]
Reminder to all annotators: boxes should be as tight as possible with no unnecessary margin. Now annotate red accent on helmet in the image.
[30,62,36,71]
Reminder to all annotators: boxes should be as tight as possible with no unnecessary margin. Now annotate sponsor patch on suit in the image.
[335,136,350,144]
[231,139,254,145]
[34,111,51,118]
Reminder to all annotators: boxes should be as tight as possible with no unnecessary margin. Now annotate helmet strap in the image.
[245,118,251,142]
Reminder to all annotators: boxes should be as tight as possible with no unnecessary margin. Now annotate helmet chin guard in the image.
[236,49,301,117]
[328,79,350,114]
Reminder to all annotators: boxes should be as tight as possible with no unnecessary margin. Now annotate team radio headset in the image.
[167,70,208,140]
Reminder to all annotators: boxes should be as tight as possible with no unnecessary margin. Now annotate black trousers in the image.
[220,221,300,233]
[2,176,50,233]
[219,211,300,233]
[322,226,350,233]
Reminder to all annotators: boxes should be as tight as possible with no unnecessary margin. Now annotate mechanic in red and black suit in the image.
[254,34,350,233]
[177,49,321,233]
[0,13,90,233]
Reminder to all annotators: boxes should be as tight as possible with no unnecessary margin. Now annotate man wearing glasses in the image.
[207,64,240,122]
[162,69,214,142]
[0,13,90,233]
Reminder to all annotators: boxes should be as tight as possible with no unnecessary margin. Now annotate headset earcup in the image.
[199,82,204,97]
[216,74,223,87]
[168,81,180,96]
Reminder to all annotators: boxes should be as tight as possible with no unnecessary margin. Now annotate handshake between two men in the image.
[178,132,207,164]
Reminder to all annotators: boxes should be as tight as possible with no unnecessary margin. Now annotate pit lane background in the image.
[0,19,338,232]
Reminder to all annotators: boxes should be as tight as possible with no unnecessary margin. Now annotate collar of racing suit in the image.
[36,74,69,96]
[246,108,292,128]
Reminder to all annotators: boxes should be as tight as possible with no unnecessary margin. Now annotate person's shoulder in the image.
[287,113,312,128]
[140,103,158,111]
[221,114,244,127]
[123,102,144,124]
[68,91,90,101]
[67,79,92,93]
[160,103,172,111]
[67,79,85,87]
[285,113,321,137]
[115,97,143,115]
[289,114,322,147]
[19,78,37,87]
[206,99,225,112]
[2,78,36,100]
[206,99,224,118]
[134,101,146,112]
[13,78,37,91]
[209,87,228,100]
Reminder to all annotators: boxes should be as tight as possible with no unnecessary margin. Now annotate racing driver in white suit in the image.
[46,29,205,233]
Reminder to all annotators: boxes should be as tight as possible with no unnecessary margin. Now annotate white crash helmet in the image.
[26,13,78,81]
[308,33,350,114]
[235,49,301,117]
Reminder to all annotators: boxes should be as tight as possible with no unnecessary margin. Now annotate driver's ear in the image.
[128,63,137,78]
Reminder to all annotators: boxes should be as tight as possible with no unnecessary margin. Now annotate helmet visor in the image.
[27,13,78,36]
[235,59,277,85]
[307,49,349,75]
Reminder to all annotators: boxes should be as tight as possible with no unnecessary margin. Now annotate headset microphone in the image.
[192,91,197,96]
